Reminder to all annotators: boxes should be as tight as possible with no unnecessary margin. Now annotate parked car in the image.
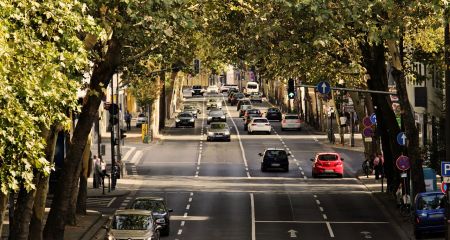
[230,93,245,106]
[129,197,173,236]
[239,104,252,118]
[249,92,263,103]
[259,148,290,172]
[206,98,222,110]
[136,113,147,128]
[414,192,446,238]
[207,109,226,124]
[281,114,302,131]
[104,209,162,240]
[266,107,282,121]
[236,99,252,111]
[311,153,344,178]
[207,85,219,94]
[247,117,271,134]
[183,105,200,118]
[191,85,204,96]
[206,122,231,142]
[175,112,195,128]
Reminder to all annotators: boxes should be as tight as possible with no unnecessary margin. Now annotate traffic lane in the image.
[137,140,198,176]
[270,120,311,136]
[331,223,403,240]
[326,147,366,176]
[199,140,247,177]
[163,109,205,136]
[181,192,251,240]
[256,222,331,240]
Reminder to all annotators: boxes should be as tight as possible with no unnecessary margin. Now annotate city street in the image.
[92,94,408,240]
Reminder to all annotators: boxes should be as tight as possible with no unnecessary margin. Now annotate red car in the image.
[311,153,344,178]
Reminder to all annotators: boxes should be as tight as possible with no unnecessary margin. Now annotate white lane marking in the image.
[319,207,324,212]
[255,220,389,224]
[326,222,335,237]
[123,199,130,203]
[197,154,201,166]
[296,162,300,166]
[130,150,143,164]
[186,204,190,210]
[181,221,185,227]
[313,195,317,198]
[190,192,194,197]
[299,166,303,170]
[224,99,251,178]
[122,147,136,161]
[286,148,290,151]
[304,176,308,179]
[178,229,183,235]
[184,212,188,217]
[250,193,256,240]
[188,197,192,202]
[316,200,320,205]
[323,214,328,220]
[107,197,117,208]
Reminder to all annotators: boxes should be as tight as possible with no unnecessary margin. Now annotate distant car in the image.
[221,84,239,93]
[226,87,239,95]
[207,109,226,124]
[243,109,263,130]
[129,197,173,236]
[206,98,222,110]
[227,90,239,103]
[311,153,344,178]
[259,148,290,172]
[192,85,204,96]
[239,105,252,117]
[104,209,162,240]
[281,114,302,131]
[249,92,263,103]
[236,99,252,111]
[207,122,231,142]
[266,107,282,121]
[230,93,245,106]
[136,113,147,128]
[414,192,446,238]
[175,112,195,128]
[183,105,199,118]
[207,85,219,94]
[247,117,271,134]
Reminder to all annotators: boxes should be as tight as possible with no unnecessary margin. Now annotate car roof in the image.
[251,117,267,120]
[266,148,286,151]
[284,113,299,116]
[179,112,193,115]
[316,152,340,156]
[114,209,153,215]
[134,196,165,201]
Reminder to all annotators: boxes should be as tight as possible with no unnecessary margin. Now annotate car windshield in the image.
[417,194,445,210]
[209,111,223,116]
[265,150,287,159]
[179,113,192,118]
[241,105,252,110]
[208,99,216,102]
[112,214,152,230]
[285,115,299,119]
[131,200,165,212]
[193,86,201,89]
[247,83,258,89]
[138,113,146,118]
[184,106,194,110]
[248,109,260,114]
[235,93,244,98]
[210,123,227,129]
[268,108,279,112]
[253,119,268,123]
[318,154,339,161]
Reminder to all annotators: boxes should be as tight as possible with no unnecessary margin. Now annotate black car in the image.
[192,85,204,96]
[230,93,245,106]
[207,109,226,124]
[129,197,173,236]
[175,112,195,127]
[259,148,290,172]
[266,107,282,121]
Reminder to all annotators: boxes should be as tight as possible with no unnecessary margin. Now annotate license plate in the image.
[429,214,444,219]
[325,170,334,173]
[271,163,280,167]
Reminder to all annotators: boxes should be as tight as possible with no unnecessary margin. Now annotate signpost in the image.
[363,127,374,138]
[316,81,331,95]
[363,116,372,127]
[396,132,407,146]
[441,162,450,177]
[369,113,377,125]
[396,155,410,171]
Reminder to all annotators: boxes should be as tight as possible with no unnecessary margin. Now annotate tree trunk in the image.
[10,180,40,240]
[76,136,92,215]
[159,73,166,130]
[0,193,8,236]
[29,126,60,240]
[360,41,402,193]
[43,37,122,240]
[387,40,425,196]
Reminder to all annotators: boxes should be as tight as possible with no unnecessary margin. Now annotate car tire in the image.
[339,173,343,178]
[298,127,302,131]
[281,127,285,131]
[261,165,266,172]
[226,138,231,142]
[312,173,316,178]
[161,226,170,236]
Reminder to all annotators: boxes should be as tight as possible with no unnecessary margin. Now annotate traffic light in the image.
[288,78,295,99]
[193,59,201,74]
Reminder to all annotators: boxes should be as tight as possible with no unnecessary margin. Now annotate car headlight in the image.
[189,118,195,122]
[220,116,225,119]
[207,116,212,119]
[107,233,116,240]
[224,131,230,135]
[175,119,180,122]
[155,218,166,224]
[208,132,214,136]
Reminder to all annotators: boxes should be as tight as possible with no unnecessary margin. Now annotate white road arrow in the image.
[321,83,327,93]
[360,231,372,239]
[288,229,298,238]
[401,134,406,145]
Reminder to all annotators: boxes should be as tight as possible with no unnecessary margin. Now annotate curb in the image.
[80,212,108,240]
[87,189,131,198]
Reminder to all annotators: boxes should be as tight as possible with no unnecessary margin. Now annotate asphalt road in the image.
[97,93,407,240]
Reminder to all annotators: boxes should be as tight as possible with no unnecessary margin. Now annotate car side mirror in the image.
[168,209,173,212]
[310,158,315,162]
[258,153,263,156]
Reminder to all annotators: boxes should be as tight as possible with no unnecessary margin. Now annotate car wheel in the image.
[261,165,266,172]
[298,127,302,131]
[226,138,231,142]
[281,127,285,131]
[162,225,170,236]
[312,172,316,178]
[339,173,344,178]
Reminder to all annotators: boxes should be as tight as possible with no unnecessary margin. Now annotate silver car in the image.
[183,105,200,118]
[207,109,226,124]
[104,209,162,240]
[207,122,231,142]
[175,112,195,128]
[250,92,263,103]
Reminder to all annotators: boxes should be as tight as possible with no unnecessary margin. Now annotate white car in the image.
[281,114,302,131]
[207,85,219,94]
[206,98,222,110]
[220,84,239,93]
[247,117,271,134]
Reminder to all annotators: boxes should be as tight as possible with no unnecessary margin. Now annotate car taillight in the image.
[315,161,322,166]
[335,161,343,166]
[265,123,270,126]
[282,120,286,123]
[295,120,301,123]
[416,217,420,224]
[251,123,257,126]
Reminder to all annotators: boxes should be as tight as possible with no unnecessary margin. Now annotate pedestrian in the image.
[100,157,109,185]
[125,111,131,131]
[373,153,384,180]
[93,155,102,188]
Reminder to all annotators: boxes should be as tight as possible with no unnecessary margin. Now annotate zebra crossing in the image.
[46,197,116,208]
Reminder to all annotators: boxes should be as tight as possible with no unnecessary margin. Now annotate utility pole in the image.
[444,6,450,239]
[110,75,116,190]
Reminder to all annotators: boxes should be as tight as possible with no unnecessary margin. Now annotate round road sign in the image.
[370,113,377,125]
[363,117,372,127]
[396,155,410,171]
[363,127,374,138]
[441,182,448,194]
[316,81,331,95]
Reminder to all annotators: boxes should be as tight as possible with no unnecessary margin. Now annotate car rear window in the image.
[179,113,192,117]
[285,115,299,119]
[211,123,227,129]
[138,113,146,117]
[268,108,279,112]
[417,194,445,210]
[253,119,268,123]
[318,154,339,161]
[193,86,202,89]
[265,150,287,158]
[248,109,260,114]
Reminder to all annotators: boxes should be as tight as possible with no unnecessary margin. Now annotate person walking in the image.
[100,157,109,186]
[93,155,102,188]
[373,153,384,180]
[125,111,132,131]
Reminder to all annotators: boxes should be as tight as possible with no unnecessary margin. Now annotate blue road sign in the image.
[441,162,450,177]
[370,113,377,125]
[396,155,410,171]
[396,132,406,146]
[316,81,331,94]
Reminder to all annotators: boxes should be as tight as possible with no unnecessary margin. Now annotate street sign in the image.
[363,116,372,127]
[343,105,355,112]
[441,162,450,177]
[316,81,331,94]
[396,132,406,146]
[288,92,295,99]
[363,127,374,137]
[441,182,448,194]
[369,113,377,125]
[396,155,410,171]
